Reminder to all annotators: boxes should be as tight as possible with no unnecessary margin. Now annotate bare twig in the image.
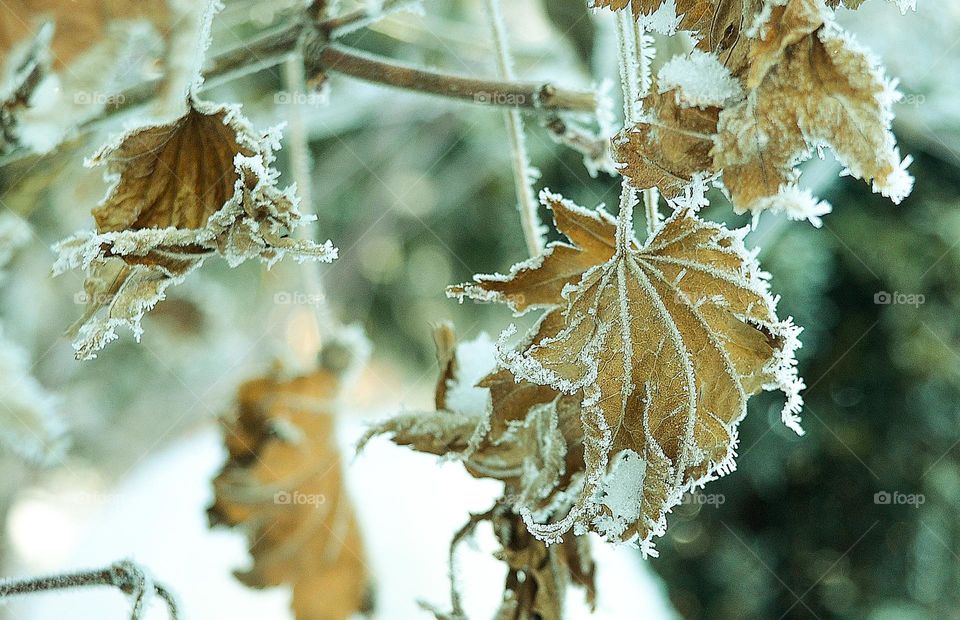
[0,560,179,620]
[282,53,337,348]
[312,44,596,113]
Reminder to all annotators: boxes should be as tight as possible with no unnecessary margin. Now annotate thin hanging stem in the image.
[483,0,544,257]
[283,54,337,348]
[632,20,661,236]
[615,8,641,249]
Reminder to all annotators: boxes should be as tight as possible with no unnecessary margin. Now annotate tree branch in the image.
[1,6,598,169]
[0,560,179,619]
[312,44,596,113]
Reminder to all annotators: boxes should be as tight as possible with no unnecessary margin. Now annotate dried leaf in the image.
[713,0,913,215]
[452,191,803,550]
[491,508,595,620]
[591,0,762,73]
[614,85,720,198]
[361,326,593,617]
[54,97,337,359]
[210,356,371,620]
[0,0,169,71]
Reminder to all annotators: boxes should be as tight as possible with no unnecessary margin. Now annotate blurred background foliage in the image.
[0,0,959,619]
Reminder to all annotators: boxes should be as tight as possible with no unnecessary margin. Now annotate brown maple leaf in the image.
[210,346,371,620]
[54,97,336,359]
[451,191,803,549]
[713,0,913,216]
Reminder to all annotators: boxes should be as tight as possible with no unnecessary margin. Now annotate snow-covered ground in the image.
[4,419,677,619]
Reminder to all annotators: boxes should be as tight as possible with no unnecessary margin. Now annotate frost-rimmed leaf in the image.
[451,190,804,551]
[713,0,914,216]
[53,97,337,359]
[591,0,763,73]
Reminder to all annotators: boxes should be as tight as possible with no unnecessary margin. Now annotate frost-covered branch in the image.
[0,5,597,169]
[312,45,597,113]
[0,560,179,620]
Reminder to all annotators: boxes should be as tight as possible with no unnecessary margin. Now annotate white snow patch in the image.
[658,50,744,109]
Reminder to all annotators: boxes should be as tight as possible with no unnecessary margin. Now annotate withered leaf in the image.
[591,0,762,73]
[0,0,169,71]
[491,507,595,620]
[713,0,913,215]
[54,98,337,359]
[210,362,371,620]
[452,191,803,549]
[363,324,593,619]
[614,86,720,198]
[1,0,173,153]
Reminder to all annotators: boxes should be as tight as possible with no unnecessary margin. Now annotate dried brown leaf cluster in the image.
[0,0,174,153]
[362,323,595,619]
[607,0,913,223]
[53,98,336,359]
[210,357,370,620]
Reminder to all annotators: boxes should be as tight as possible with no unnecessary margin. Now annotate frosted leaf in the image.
[453,192,804,546]
[592,0,763,73]
[209,344,371,620]
[613,87,719,198]
[54,97,337,359]
[657,50,744,109]
[362,325,578,488]
[713,0,913,217]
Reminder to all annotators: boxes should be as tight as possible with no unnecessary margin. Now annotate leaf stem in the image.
[615,8,640,247]
[483,0,543,257]
[633,21,661,236]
